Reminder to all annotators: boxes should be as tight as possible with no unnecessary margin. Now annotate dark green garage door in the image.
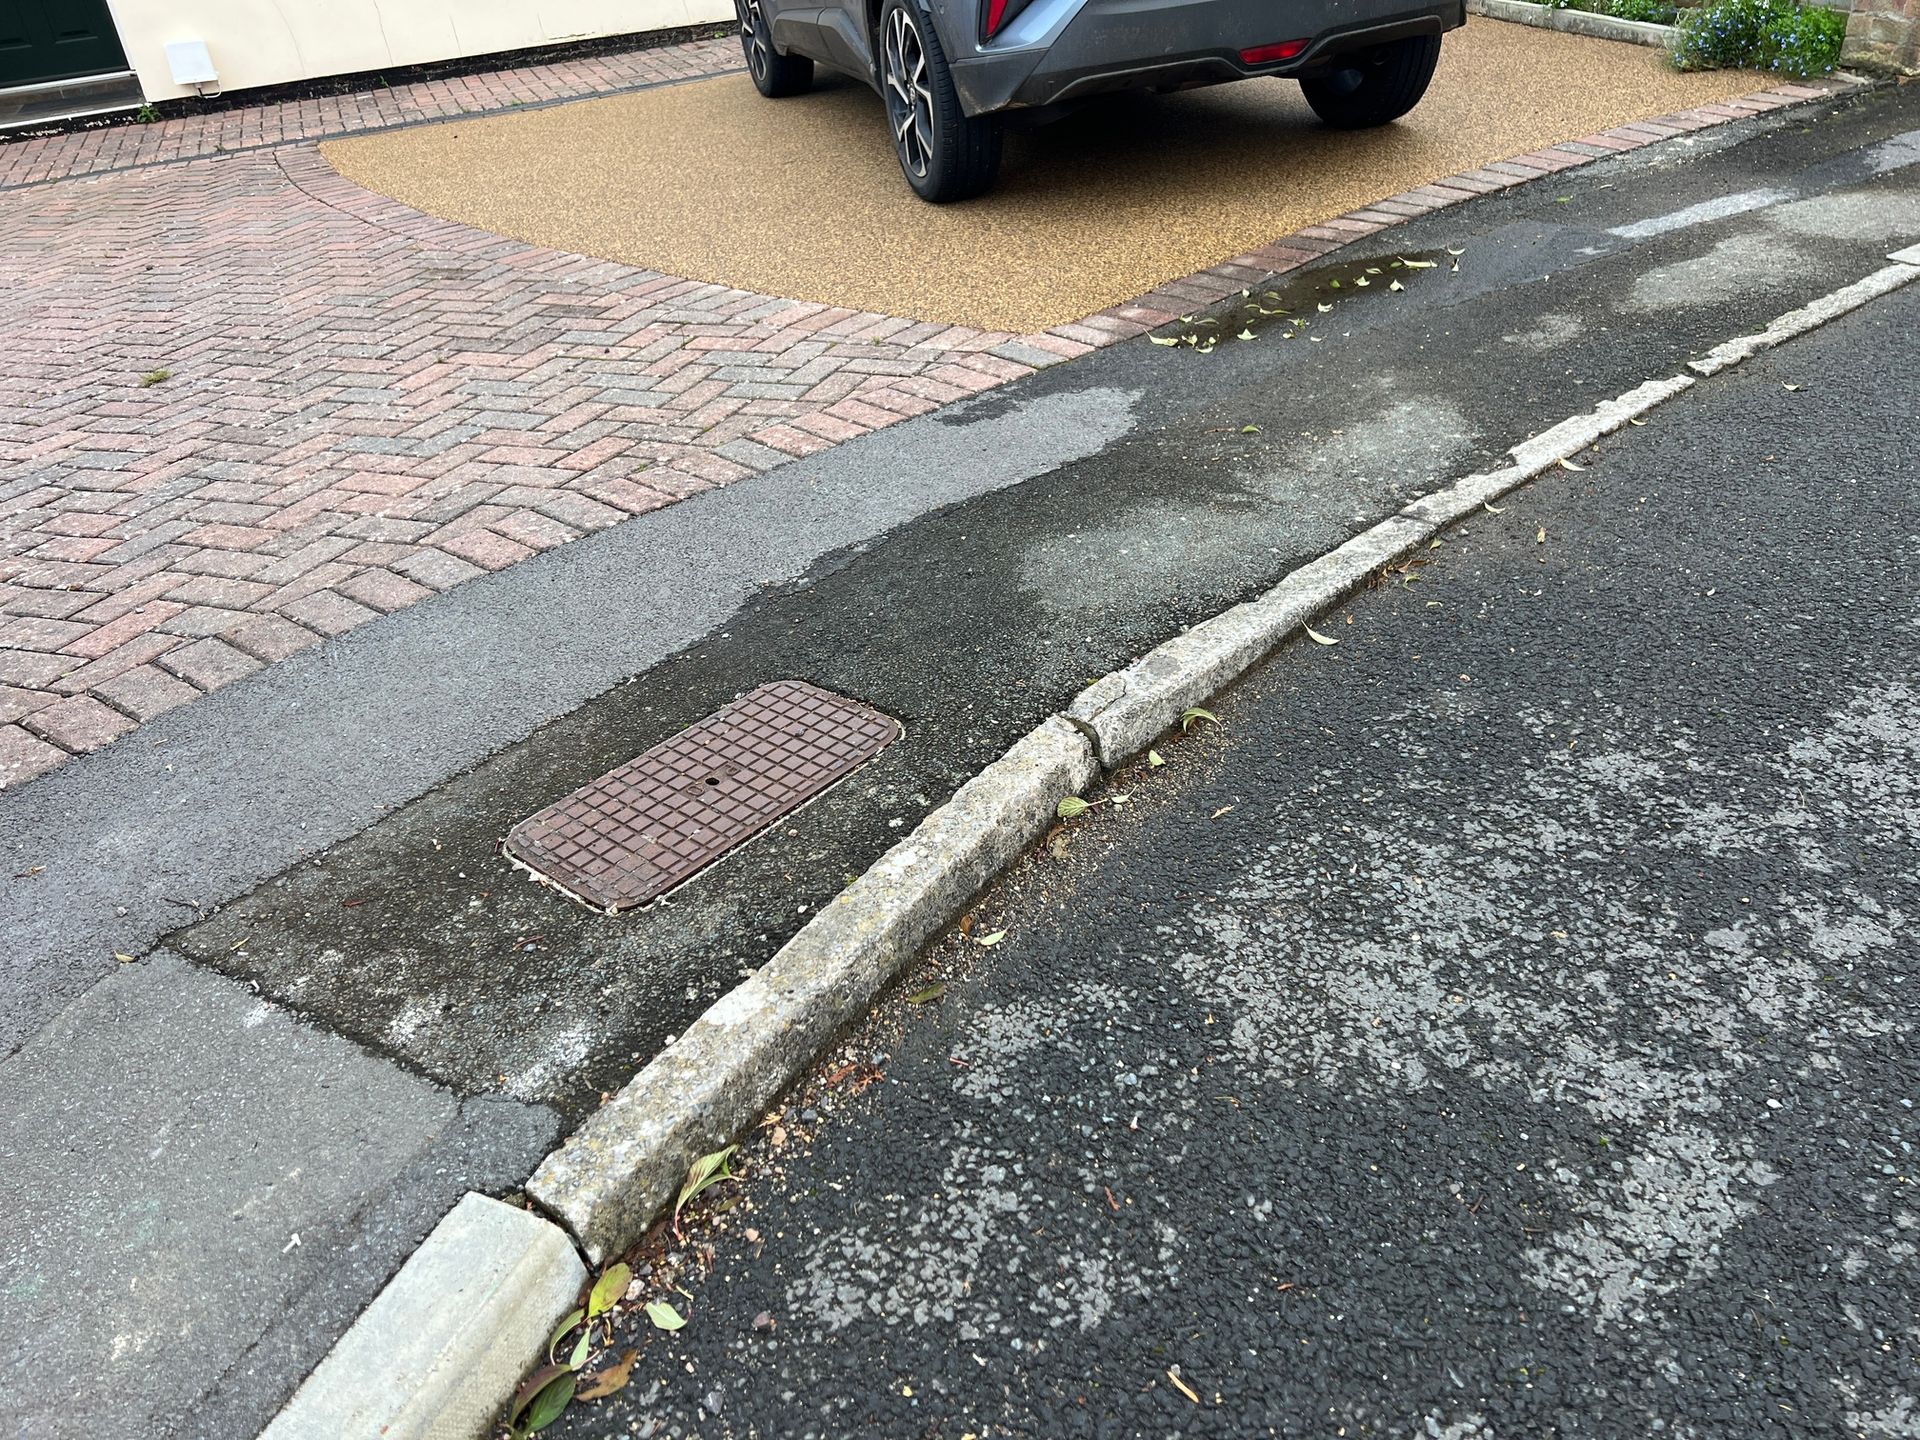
[0,0,128,88]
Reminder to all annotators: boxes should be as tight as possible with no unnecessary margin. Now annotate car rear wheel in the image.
[879,0,1002,203]
[737,0,814,97]
[1299,34,1442,129]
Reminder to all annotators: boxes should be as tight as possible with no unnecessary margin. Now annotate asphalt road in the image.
[550,284,1920,1436]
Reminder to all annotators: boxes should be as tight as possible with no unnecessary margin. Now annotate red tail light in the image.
[1240,38,1310,63]
[985,0,1010,36]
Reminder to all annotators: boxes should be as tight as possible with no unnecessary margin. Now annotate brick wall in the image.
[1844,0,1920,69]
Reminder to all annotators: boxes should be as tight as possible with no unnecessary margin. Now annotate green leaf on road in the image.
[547,1309,585,1359]
[1181,707,1218,732]
[1057,796,1090,819]
[906,982,947,1004]
[588,1262,631,1319]
[1305,625,1339,646]
[976,929,1007,947]
[511,1364,574,1431]
[524,1371,576,1432]
[645,1300,686,1332]
[675,1146,738,1227]
[567,1329,592,1370]
[1149,750,1165,768]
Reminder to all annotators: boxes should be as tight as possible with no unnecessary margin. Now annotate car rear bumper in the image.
[949,0,1465,114]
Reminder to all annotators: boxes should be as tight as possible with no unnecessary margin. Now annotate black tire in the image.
[1299,34,1442,129]
[737,0,813,97]
[877,0,1002,202]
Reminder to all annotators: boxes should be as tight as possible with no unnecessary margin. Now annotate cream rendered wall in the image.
[104,0,734,101]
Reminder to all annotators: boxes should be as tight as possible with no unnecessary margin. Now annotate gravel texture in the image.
[543,285,1920,1438]
[321,23,1766,332]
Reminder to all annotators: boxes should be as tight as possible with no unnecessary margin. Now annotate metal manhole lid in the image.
[504,680,900,913]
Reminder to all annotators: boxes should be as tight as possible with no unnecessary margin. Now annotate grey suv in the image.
[733,0,1465,201]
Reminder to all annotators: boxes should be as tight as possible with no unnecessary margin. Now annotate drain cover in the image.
[504,680,900,912]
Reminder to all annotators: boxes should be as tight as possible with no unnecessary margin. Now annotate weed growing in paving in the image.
[1669,0,1846,77]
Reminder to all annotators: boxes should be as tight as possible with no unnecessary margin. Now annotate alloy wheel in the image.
[738,0,772,84]
[882,7,936,179]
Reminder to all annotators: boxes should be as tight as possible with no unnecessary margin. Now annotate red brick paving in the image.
[0,32,1861,788]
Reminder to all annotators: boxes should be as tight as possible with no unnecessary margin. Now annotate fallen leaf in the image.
[675,1146,738,1228]
[1317,302,1333,313]
[1389,280,1405,292]
[511,1365,576,1431]
[1628,418,1647,426]
[644,1300,686,1332]
[567,1329,591,1370]
[1557,457,1584,471]
[976,930,1007,947]
[1782,382,1801,391]
[548,1308,586,1359]
[574,1350,637,1401]
[1304,625,1339,646]
[1402,258,1438,269]
[588,1263,631,1319]
[1240,424,1260,433]
[1447,247,1466,256]
[1181,706,1219,732]
[1537,526,1547,544]
[1210,805,1235,819]
[1056,796,1090,820]
[113,952,138,964]
[1108,794,1130,806]
[1148,335,1179,347]
[1235,329,1256,341]
[1148,750,1165,768]
[906,983,946,1004]
[1483,500,1505,514]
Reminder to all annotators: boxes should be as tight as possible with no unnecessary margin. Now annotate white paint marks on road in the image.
[1608,187,1794,240]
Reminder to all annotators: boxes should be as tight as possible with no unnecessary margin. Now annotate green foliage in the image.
[1599,0,1678,23]
[1669,0,1845,77]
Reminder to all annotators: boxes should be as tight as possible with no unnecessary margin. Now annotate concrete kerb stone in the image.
[528,715,1098,1265]
[1068,374,1700,769]
[1064,517,1433,768]
[1690,257,1920,374]
[261,1193,585,1440]
[521,271,1894,1275]
[1470,0,1677,49]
